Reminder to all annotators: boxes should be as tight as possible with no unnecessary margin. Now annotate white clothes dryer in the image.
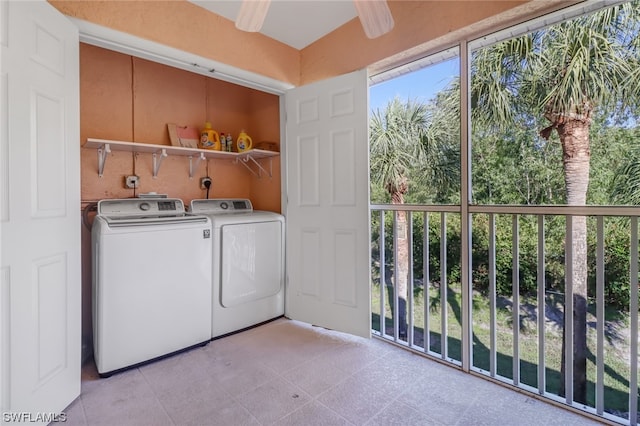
[190,199,285,338]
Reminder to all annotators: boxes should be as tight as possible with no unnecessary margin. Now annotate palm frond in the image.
[370,94,459,198]
[473,1,640,126]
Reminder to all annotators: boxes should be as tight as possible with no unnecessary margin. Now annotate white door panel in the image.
[285,69,370,338]
[94,224,211,375]
[1,0,80,418]
[221,221,283,307]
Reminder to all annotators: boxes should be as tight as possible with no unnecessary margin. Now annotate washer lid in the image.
[97,198,209,226]
[190,199,253,214]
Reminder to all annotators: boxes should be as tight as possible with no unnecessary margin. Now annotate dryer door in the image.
[220,220,283,307]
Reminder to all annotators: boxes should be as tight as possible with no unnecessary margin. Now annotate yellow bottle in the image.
[236,130,253,153]
[200,122,221,150]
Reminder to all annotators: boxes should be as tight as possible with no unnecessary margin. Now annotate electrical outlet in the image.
[200,177,212,190]
[125,175,139,189]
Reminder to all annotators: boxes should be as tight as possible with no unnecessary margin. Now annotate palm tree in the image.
[370,98,428,338]
[370,96,458,339]
[470,2,640,403]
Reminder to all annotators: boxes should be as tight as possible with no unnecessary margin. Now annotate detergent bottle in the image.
[200,122,221,150]
[226,133,233,152]
[236,130,253,153]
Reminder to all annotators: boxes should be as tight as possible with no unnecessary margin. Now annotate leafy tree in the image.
[473,127,564,205]
[610,126,640,203]
[470,1,640,403]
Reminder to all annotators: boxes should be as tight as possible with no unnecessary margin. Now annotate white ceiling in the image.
[189,0,359,50]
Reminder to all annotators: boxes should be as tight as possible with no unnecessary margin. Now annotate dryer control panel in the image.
[190,199,253,214]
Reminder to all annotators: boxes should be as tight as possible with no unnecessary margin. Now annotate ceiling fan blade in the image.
[353,0,394,39]
[235,0,272,32]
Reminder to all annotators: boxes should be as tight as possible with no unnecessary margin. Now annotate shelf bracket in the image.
[235,154,272,178]
[152,148,168,178]
[97,143,111,177]
[189,152,206,178]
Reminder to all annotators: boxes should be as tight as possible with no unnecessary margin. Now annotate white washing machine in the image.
[190,199,285,338]
[92,198,212,376]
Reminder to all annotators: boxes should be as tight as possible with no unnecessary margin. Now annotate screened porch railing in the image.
[370,204,640,425]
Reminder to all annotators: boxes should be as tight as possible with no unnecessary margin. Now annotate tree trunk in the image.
[396,209,409,339]
[390,182,409,340]
[556,117,591,404]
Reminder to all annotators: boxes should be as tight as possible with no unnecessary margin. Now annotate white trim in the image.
[468,0,628,51]
[70,18,293,95]
[369,47,459,87]
[460,39,472,373]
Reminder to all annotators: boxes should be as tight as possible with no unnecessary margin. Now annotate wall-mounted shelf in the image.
[83,138,278,178]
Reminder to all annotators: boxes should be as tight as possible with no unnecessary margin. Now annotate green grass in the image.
[371,282,637,417]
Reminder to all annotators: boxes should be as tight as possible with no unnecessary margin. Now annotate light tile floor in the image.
[61,318,602,425]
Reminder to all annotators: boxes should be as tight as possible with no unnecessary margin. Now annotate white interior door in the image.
[284,69,371,338]
[1,0,81,417]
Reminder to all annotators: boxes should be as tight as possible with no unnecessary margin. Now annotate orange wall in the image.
[49,0,564,87]
[50,0,301,85]
[300,0,532,84]
[80,43,281,211]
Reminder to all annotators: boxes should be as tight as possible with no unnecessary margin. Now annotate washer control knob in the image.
[220,202,229,210]
[139,202,151,211]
